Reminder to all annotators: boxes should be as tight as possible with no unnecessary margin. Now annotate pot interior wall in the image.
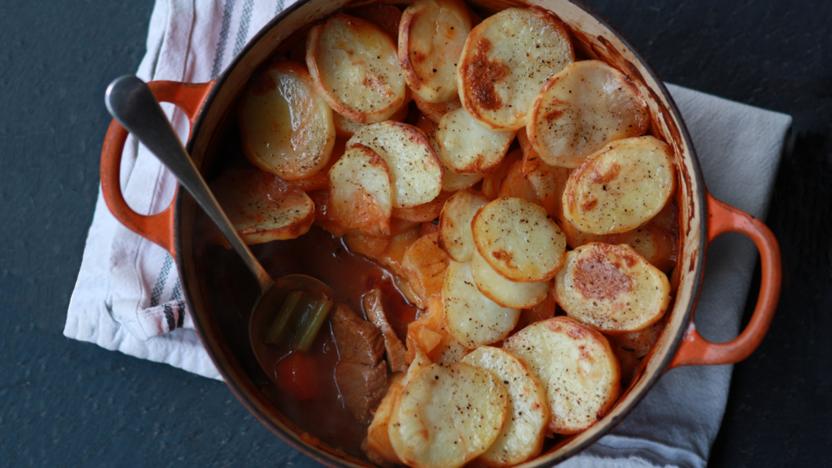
[178,0,706,466]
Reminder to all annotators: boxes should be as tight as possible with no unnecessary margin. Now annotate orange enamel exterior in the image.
[670,194,782,367]
[99,80,213,255]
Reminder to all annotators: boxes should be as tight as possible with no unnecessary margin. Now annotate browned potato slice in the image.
[443,261,520,348]
[388,362,509,467]
[393,191,449,222]
[364,374,404,465]
[415,113,482,191]
[457,7,574,130]
[436,107,515,173]
[497,159,540,204]
[239,61,335,180]
[610,319,665,382]
[562,136,675,235]
[481,149,520,199]
[439,190,488,262]
[401,232,450,308]
[306,14,407,123]
[554,243,670,333]
[473,197,567,282]
[348,121,443,208]
[212,169,315,244]
[527,60,650,168]
[399,0,473,103]
[504,317,620,434]
[518,287,557,329]
[333,104,409,137]
[559,215,677,272]
[463,347,549,466]
[471,250,550,309]
[413,94,462,122]
[328,145,393,236]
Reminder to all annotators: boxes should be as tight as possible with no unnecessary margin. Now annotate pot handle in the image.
[670,194,781,367]
[99,80,213,255]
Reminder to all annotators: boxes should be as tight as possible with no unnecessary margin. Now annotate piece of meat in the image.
[330,304,388,423]
[331,304,385,366]
[363,289,408,373]
[335,360,388,424]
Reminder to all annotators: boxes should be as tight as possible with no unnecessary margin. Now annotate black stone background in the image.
[0,0,829,466]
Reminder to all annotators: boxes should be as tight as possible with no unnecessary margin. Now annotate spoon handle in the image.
[105,75,273,293]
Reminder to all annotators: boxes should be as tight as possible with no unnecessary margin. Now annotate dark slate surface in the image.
[0,0,829,466]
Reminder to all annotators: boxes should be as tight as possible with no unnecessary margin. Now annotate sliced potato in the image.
[554,242,670,333]
[472,197,567,282]
[610,319,665,382]
[344,231,391,259]
[504,317,620,434]
[436,107,515,173]
[497,159,540,203]
[306,14,407,123]
[348,121,443,208]
[471,250,550,309]
[364,374,404,465]
[388,362,509,468]
[443,261,520,348]
[393,191,449,222]
[457,7,574,130]
[328,144,393,236]
[527,60,650,168]
[334,104,409,137]
[239,61,335,180]
[212,169,315,244]
[439,190,488,262]
[481,149,520,199]
[559,215,677,272]
[413,94,462,122]
[399,0,473,103]
[462,347,549,466]
[562,136,675,235]
[401,232,450,307]
[522,157,571,218]
[415,113,482,191]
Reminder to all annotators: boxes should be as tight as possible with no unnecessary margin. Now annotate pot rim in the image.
[177,0,706,465]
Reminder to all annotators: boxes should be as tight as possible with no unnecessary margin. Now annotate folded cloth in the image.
[64,0,792,465]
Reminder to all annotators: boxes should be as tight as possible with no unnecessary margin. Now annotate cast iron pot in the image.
[98,0,782,465]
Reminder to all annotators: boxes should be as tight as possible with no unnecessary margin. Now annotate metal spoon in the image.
[105,76,331,366]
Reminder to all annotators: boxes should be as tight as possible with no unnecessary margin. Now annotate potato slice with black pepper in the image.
[443,261,520,348]
[347,121,443,208]
[388,362,510,468]
[439,190,488,262]
[562,136,675,235]
[462,346,549,466]
[435,107,515,173]
[399,0,473,103]
[527,60,650,168]
[328,145,393,236]
[472,197,567,282]
[212,169,315,244]
[238,61,335,180]
[471,250,550,309]
[306,14,407,123]
[413,94,462,123]
[457,7,574,130]
[554,243,670,333]
[504,317,620,434]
